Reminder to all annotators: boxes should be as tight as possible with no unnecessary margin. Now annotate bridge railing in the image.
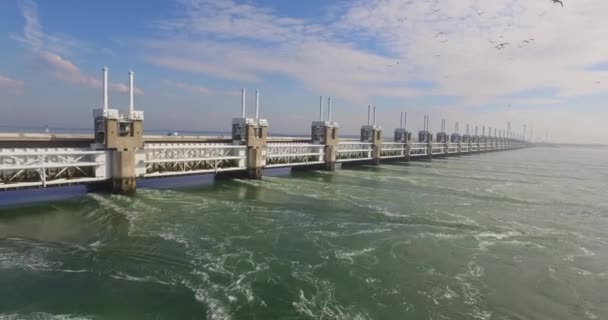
[143,143,246,177]
[336,141,373,162]
[471,144,479,152]
[431,143,446,155]
[0,148,108,189]
[461,144,470,153]
[380,142,406,159]
[265,143,324,168]
[410,142,428,157]
[447,144,459,154]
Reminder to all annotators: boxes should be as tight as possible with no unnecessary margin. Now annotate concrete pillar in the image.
[312,121,339,171]
[405,135,412,162]
[371,128,382,165]
[394,129,411,162]
[92,112,144,194]
[427,133,433,161]
[111,149,137,194]
[92,68,144,195]
[323,125,339,171]
[245,122,268,179]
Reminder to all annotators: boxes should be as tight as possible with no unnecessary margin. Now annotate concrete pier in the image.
[91,68,144,194]
[245,121,268,179]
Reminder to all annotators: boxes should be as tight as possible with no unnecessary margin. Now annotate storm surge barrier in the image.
[0,69,531,193]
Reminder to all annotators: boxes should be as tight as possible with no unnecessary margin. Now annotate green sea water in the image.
[0,147,607,320]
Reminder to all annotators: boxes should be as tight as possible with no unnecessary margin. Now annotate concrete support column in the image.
[444,141,450,157]
[323,125,339,171]
[92,68,144,195]
[371,128,382,165]
[427,137,433,161]
[111,149,137,194]
[245,123,268,179]
[394,129,411,162]
[93,109,144,194]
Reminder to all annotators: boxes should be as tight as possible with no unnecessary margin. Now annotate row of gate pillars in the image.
[90,71,519,194]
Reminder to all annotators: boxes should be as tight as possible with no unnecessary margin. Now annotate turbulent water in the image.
[0,147,607,320]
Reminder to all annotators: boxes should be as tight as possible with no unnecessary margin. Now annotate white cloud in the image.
[164,80,214,95]
[14,0,141,94]
[0,75,25,91]
[341,0,608,102]
[150,0,608,105]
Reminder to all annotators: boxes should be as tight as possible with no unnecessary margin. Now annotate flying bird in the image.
[519,38,535,47]
[495,43,510,50]
[476,10,485,16]
[552,0,564,7]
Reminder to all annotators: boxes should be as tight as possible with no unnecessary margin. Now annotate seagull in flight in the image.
[397,18,407,22]
[476,10,485,16]
[552,0,564,7]
[495,43,510,50]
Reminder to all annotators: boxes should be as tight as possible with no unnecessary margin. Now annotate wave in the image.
[0,313,95,320]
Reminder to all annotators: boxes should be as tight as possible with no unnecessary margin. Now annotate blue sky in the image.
[0,0,607,143]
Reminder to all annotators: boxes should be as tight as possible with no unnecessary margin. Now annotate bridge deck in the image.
[0,134,528,190]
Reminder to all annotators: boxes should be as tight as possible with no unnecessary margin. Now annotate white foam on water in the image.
[0,313,94,320]
[455,271,482,306]
[565,245,596,262]
[413,232,466,240]
[0,246,61,272]
[473,230,528,251]
[58,269,88,273]
[87,193,143,236]
[465,306,493,320]
[292,289,372,320]
[475,231,522,241]
[467,261,485,278]
[158,231,190,247]
[109,271,175,286]
[585,311,598,319]
[349,228,392,236]
[389,241,412,259]
[185,281,232,320]
[439,211,480,227]
[334,247,377,264]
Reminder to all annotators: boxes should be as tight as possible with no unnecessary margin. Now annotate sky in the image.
[0,0,607,143]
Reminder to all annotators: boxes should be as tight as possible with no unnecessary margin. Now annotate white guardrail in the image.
[336,141,373,162]
[380,142,406,159]
[265,143,324,168]
[431,143,446,155]
[447,144,459,154]
[0,148,108,189]
[143,143,246,177]
[410,142,428,157]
